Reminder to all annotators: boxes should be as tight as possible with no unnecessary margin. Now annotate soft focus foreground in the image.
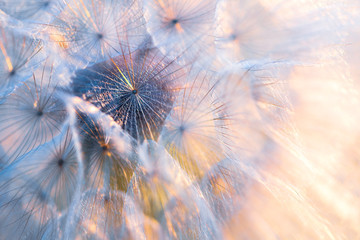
[0,0,359,239]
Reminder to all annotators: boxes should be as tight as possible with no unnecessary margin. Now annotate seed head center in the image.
[58,158,64,167]
[171,19,179,25]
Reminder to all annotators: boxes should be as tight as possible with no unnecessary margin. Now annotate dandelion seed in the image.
[216,0,343,64]
[0,0,62,23]
[0,125,78,223]
[49,0,147,64]
[128,141,190,221]
[0,184,57,239]
[0,26,44,101]
[72,46,185,142]
[0,152,62,240]
[246,61,293,130]
[78,112,134,192]
[200,157,248,224]
[144,0,217,63]
[75,189,126,239]
[159,190,220,240]
[215,0,278,62]
[70,97,134,194]
[135,141,221,239]
[216,62,295,151]
[126,140,220,239]
[159,70,229,180]
[0,60,66,166]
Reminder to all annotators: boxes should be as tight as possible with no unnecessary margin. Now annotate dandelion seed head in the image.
[0,0,358,239]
